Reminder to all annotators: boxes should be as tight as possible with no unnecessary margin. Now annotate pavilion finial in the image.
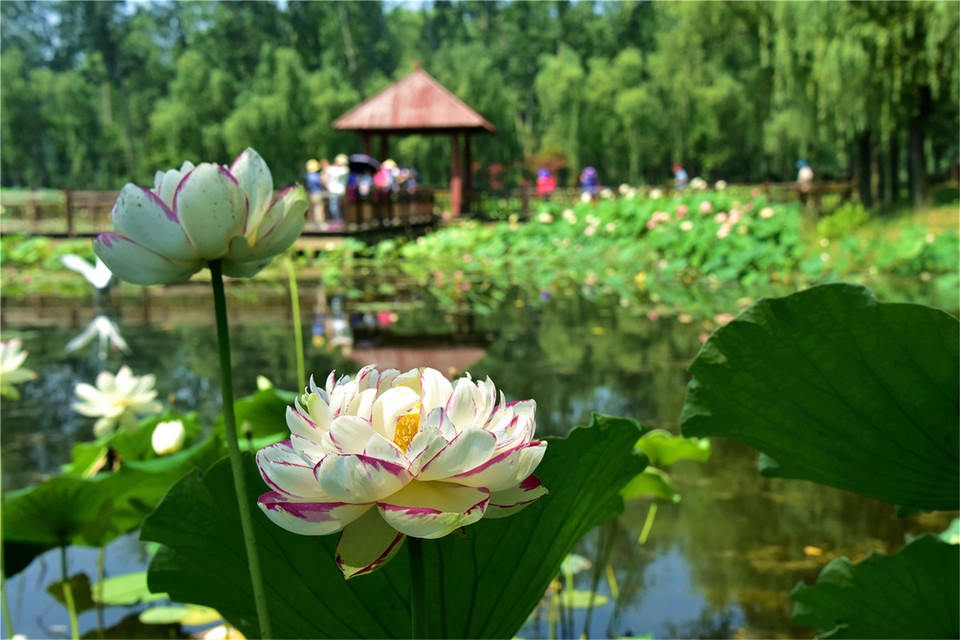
[413,60,422,71]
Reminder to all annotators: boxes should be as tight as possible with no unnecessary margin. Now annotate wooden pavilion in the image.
[332,63,496,215]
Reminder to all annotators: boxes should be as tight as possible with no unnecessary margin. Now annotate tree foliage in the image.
[1,0,956,200]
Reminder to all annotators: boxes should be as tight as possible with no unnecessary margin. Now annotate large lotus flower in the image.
[257,366,548,579]
[1,339,36,399]
[94,148,308,285]
[73,365,163,437]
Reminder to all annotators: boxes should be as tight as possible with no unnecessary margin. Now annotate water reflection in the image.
[1,284,955,639]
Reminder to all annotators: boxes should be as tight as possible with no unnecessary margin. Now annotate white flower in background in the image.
[60,254,114,290]
[73,366,163,437]
[714,180,728,190]
[562,209,577,224]
[680,220,695,232]
[580,192,592,204]
[759,207,775,219]
[536,211,554,224]
[94,148,307,285]
[152,420,186,455]
[618,183,631,195]
[257,366,548,579]
[599,187,614,200]
[1,339,36,399]
[690,177,708,191]
[649,188,663,200]
[65,315,130,359]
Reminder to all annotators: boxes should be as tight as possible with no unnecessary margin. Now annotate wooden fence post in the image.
[65,189,75,237]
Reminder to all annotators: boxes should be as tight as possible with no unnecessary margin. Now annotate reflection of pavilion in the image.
[348,344,487,378]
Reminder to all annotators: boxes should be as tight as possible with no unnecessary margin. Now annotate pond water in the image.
[1,282,954,639]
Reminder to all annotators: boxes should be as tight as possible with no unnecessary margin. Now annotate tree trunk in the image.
[908,85,931,208]
[888,131,900,203]
[857,130,873,209]
[874,144,884,207]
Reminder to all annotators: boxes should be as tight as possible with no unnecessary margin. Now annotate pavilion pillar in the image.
[464,133,472,213]
[362,133,372,156]
[380,134,389,161]
[451,133,462,216]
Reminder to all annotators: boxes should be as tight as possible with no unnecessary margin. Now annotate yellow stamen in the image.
[394,404,421,453]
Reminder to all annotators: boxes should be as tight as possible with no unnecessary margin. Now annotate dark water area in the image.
[1,284,954,639]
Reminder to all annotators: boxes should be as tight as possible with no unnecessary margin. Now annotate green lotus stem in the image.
[96,546,105,639]
[0,548,12,639]
[284,256,306,391]
[60,546,78,640]
[0,456,15,639]
[638,502,658,546]
[408,537,427,640]
[547,580,558,640]
[210,259,273,639]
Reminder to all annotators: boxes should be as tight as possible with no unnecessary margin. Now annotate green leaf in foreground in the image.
[3,435,222,576]
[142,413,646,639]
[681,283,959,511]
[791,534,959,638]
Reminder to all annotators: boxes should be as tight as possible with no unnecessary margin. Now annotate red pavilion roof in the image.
[332,66,496,134]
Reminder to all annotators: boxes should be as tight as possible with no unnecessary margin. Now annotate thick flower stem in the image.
[0,456,15,639]
[210,259,272,639]
[283,256,306,391]
[60,546,79,640]
[408,536,427,640]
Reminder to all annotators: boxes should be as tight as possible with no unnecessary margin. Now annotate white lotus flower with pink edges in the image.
[256,366,548,579]
[94,148,307,285]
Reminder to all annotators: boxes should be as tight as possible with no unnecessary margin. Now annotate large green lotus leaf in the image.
[635,429,711,467]
[141,413,646,639]
[681,283,959,511]
[791,534,959,638]
[621,467,680,503]
[214,387,296,441]
[3,435,222,575]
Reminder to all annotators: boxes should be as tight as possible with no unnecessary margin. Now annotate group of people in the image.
[672,160,814,197]
[304,155,420,228]
[535,160,815,203]
[534,166,601,201]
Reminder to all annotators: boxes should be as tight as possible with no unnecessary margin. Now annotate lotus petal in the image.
[335,508,406,580]
[314,453,411,502]
[377,480,488,539]
[447,440,547,491]
[173,164,246,259]
[257,441,327,499]
[417,427,497,481]
[485,474,549,518]
[111,185,196,262]
[229,148,274,238]
[94,234,200,285]
[258,492,372,536]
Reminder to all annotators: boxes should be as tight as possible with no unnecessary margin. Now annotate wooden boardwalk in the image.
[0,189,439,244]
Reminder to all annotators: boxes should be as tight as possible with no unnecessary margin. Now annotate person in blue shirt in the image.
[580,166,600,203]
[672,163,688,190]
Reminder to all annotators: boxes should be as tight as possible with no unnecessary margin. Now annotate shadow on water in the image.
[1,281,955,639]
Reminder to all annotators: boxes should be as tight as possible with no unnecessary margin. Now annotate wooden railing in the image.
[0,188,438,237]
